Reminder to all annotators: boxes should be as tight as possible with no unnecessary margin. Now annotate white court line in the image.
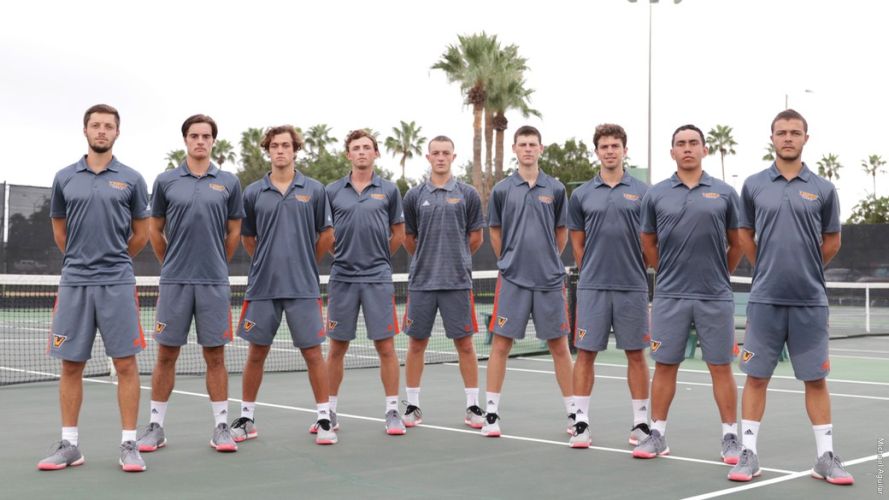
[1,364,796,474]
[682,453,880,499]
[474,363,889,402]
[518,356,889,387]
[831,347,889,354]
[830,354,889,361]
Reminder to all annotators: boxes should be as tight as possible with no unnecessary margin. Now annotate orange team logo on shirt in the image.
[741,350,755,362]
[328,320,338,331]
[623,193,640,201]
[108,181,128,190]
[370,193,386,201]
[295,194,311,202]
[538,195,554,204]
[576,328,587,340]
[155,322,166,333]
[799,191,818,201]
[497,316,508,328]
[702,192,720,199]
[209,183,226,192]
[447,197,462,204]
[52,334,67,348]
[243,320,255,332]
[650,340,662,352]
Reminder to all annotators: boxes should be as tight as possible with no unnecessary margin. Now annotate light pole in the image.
[785,89,814,109]
[629,0,682,184]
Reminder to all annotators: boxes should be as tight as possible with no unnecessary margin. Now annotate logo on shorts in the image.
[464,324,472,332]
[155,322,166,334]
[822,359,831,371]
[643,334,651,342]
[650,340,662,352]
[447,197,462,204]
[702,192,720,199]
[244,320,255,332]
[497,316,508,328]
[799,190,818,201]
[52,334,67,348]
[328,320,337,331]
[108,180,128,190]
[405,318,413,328]
[538,195,553,204]
[577,328,587,340]
[741,349,755,362]
[209,183,226,192]
[370,193,387,201]
[623,193,640,201]
[295,194,311,202]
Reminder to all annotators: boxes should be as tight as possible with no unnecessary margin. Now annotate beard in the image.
[776,150,801,162]
[88,137,116,154]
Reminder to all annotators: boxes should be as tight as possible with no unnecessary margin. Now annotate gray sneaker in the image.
[721,433,742,465]
[119,440,146,472]
[629,423,651,446]
[812,451,855,485]
[566,413,576,434]
[402,403,423,427]
[385,409,406,435]
[314,419,338,445]
[728,448,761,482]
[464,405,485,429]
[569,421,591,449]
[37,440,84,470]
[136,422,166,452]
[632,429,669,458]
[210,423,238,452]
[230,417,257,442]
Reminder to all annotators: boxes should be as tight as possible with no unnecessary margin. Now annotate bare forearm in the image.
[242,236,257,258]
[468,230,483,255]
[389,224,405,256]
[490,227,502,259]
[821,233,841,266]
[51,218,67,253]
[404,235,417,256]
[641,233,659,271]
[315,229,334,263]
[555,227,568,255]
[128,219,149,258]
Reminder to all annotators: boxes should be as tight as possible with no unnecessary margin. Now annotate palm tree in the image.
[433,32,500,199]
[384,121,426,180]
[861,154,886,195]
[816,153,843,182]
[705,125,737,180]
[211,139,236,169]
[762,143,776,162]
[165,149,186,170]
[304,124,336,158]
[236,127,270,187]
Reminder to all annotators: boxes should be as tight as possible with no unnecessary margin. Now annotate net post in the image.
[866,285,871,333]
[567,267,579,354]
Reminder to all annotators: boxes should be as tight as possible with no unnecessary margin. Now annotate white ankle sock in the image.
[317,402,331,421]
[632,399,649,426]
[485,392,501,414]
[241,401,256,420]
[406,387,421,407]
[564,396,576,415]
[722,422,738,437]
[329,395,338,412]
[211,401,228,426]
[385,396,398,413]
[465,387,479,408]
[813,424,833,457]
[121,429,137,444]
[149,400,168,426]
[742,420,760,454]
[652,420,667,436]
[62,427,78,446]
[574,396,591,423]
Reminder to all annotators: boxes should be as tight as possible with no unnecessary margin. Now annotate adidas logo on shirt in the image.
[422,200,431,207]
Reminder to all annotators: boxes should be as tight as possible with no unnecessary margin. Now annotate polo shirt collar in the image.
[768,162,812,182]
[75,155,120,173]
[345,171,382,189]
[260,170,305,191]
[593,169,632,188]
[670,170,713,188]
[510,169,550,187]
[177,162,220,178]
[424,177,457,192]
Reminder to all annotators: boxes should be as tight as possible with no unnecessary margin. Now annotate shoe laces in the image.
[467,405,484,416]
[120,440,138,453]
[826,452,848,471]
[47,440,72,454]
[231,417,253,429]
[737,448,754,466]
[631,422,651,435]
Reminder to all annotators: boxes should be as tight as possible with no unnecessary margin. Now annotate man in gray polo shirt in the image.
[401,136,486,429]
[326,129,406,435]
[633,124,743,464]
[136,114,243,454]
[728,110,853,485]
[231,126,337,446]
[39,104,150,472]
[483,125,574,438]
[567,124,651,449]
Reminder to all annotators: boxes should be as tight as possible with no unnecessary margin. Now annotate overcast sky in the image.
[2,0,887,217]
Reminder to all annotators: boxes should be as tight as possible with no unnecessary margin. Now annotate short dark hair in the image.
[513,125,542,144]
[428,135,455,151]
[181,114,218,139]
[671,124,705,146]
[344,129,379,152]
[771,108,808,133]
[261,125,304,152]
[593,123,627,148]
[83,104,120,129]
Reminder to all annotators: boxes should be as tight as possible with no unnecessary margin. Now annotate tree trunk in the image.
[472,103,484,203]
[484,107,494,196]
[494,111,507,182]
[400,154,406,180]
[720,151,726,181]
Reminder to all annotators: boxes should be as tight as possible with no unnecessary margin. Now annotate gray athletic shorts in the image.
[326,280,398,341]
[404,289,478,340]
[154,284,232,347]
[237,298,326,349]
[49,284,145,361]
[489,275,569,340]
[740,303,830,381]
[650,297,735,365]
[574,289,649,352]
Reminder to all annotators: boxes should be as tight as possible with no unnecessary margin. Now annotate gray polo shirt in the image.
[326,172,404,283]
[640,171,739,301]
[404,178,485,291]
[151,163,244,285]
[568,171,649,292]
[242,171,332,300]
[50,156,150,286]
[488,170,567,290]
[740,163,841,306]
